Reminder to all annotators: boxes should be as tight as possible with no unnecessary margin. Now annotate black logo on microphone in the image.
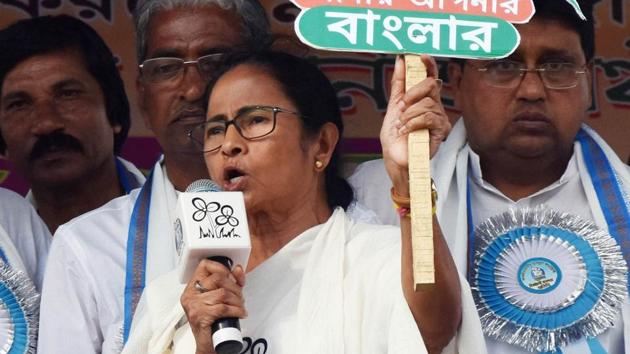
[241,337,268,354]
[192,197,241,239]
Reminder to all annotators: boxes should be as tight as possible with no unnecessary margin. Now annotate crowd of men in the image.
[0,0,628,353]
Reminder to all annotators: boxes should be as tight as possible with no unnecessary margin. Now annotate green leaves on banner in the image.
[295,6,520,59]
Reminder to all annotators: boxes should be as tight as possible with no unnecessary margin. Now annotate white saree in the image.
[123,208,485,353]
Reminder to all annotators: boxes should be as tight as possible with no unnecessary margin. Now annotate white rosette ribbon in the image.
[471,208,627,352]
[0,262,39,354]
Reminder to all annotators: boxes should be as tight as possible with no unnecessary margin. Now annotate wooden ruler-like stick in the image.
[404,54,434,291]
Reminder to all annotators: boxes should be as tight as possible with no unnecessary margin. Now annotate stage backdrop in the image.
[0,0,628,194]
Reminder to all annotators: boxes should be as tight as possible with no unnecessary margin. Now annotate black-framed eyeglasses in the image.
[468,60,588,90]
[139,53,226,83]
[188,105,303,153]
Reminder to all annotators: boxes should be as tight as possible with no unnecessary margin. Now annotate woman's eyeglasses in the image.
[188,106,303,152]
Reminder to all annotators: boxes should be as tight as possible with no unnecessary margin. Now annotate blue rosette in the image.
[0,263,39,354]
[471,208,627,352]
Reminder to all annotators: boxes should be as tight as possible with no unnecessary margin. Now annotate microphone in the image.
[174,179,251,354]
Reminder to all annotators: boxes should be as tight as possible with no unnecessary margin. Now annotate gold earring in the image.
[315,160,324,169]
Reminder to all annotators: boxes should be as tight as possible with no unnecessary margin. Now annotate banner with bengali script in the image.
[295,7,520,58]
[292,0,535,58]
[0,0,628,194]
[292,0,535,22]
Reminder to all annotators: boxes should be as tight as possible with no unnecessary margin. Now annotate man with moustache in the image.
[38,1,271,352]
[0,15,145,234]
[350,0,630,352]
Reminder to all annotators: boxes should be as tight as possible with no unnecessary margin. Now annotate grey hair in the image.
[133,0,270,63]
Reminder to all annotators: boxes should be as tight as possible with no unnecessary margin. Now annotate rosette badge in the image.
[471,208,627,352]
[0,263,39,354]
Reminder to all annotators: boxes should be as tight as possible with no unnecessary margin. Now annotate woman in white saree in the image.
[123,50,483,354]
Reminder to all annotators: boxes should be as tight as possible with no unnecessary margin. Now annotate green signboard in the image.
[296,6,520,58]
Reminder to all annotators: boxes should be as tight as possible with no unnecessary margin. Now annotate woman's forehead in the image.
[208,64,295,115]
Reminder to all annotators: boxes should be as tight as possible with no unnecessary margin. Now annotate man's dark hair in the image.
[0,15,130,155]
[532,0,595,62]
[453,0,595,67]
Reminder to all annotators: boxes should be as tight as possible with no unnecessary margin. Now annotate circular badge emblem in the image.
[518,257,562,294]
[471,208,627,352]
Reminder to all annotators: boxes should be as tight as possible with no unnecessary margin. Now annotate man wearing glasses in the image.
[351,0,630,352]
[38,1,270,353]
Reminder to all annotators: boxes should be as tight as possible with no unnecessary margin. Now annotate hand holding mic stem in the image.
[183,258,246,354]
[175,179,251,354]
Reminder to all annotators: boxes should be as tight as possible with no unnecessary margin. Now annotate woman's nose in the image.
[220,124,246,156]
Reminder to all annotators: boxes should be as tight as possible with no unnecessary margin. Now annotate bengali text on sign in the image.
[292,0,535,23]
[295,7,520,58]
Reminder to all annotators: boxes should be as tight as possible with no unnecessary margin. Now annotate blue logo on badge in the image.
[531,266,545,280]
[518,257,562,294]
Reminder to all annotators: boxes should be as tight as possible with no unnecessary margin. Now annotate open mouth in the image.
[223,167,246,188]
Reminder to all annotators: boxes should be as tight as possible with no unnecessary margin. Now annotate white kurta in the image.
[0,187,51,290]
[122,208,485,354]
[38,160,177,354]
[349,159,399,226]
[349,120,630,353]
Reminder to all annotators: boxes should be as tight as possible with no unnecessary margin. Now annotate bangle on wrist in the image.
[395,204,411,218]
[391,179,438,218]
[431,179,438,215]
[390,187,410,207]
[391,187,411,219]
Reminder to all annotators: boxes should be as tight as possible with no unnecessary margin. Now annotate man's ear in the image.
[586,61,594,111]
[0,131,7,158]
[312,122,340,171]
[447,62,464,110]
[136,77,152,129]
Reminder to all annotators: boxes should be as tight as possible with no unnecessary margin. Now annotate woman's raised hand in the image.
[180,259,246,354]
[380,55,451,194]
